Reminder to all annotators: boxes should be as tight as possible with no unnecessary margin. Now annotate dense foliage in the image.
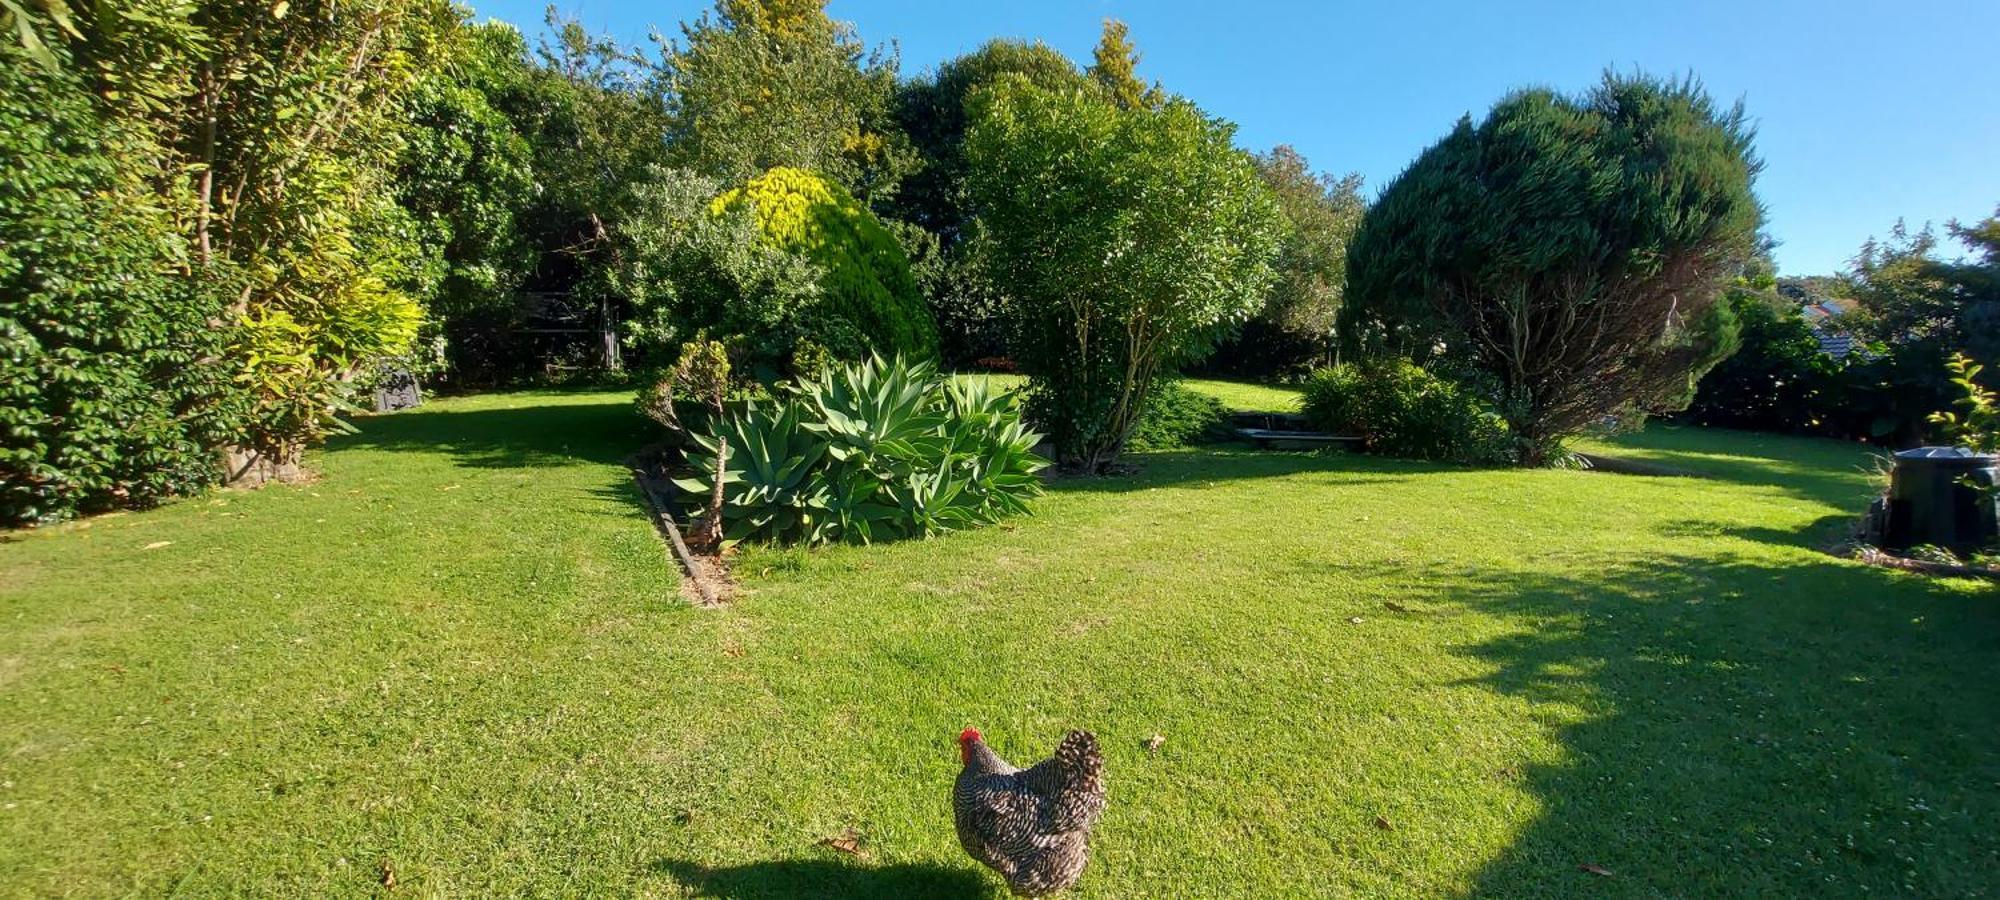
[1683,275,1844,434]
[391,22,538,385]
[0,38,241,524]
[1841,213,2000,443]
[659,0,912,201]
[179,0,452,460]
[1127,383,1232,451]
[1301,361,1511,464]
[892,39,1087,365]
[1207,146,1366,378]
[673,356,1045,544]
[711,166,938,360]
[1850,214,2000,370]
[615,167,823,378]
[966,76,1283,471]
[1683,215,2000,446]
[2,0,451,522]
[21,0,1975,526]
[1343,73,1763,465]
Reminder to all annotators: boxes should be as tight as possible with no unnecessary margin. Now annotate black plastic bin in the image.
[1880,447,2000,553]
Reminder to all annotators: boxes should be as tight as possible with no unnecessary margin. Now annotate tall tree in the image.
[967,77,1282,472]
[658,0,912,202]
[1342,73,1763,465]
[893,39,1083,245]
[1209,146,1365,376]
[1087,19,1158,111]
[391,21,538,383]
[892,39,1086,365]
[506,12,671,372]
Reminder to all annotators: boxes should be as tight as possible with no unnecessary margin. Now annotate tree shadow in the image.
[1655,513,1860,551]
[328,398,650,469]
[651,858,994,899]
[1044,447,1449,495]
[1588,425,1888,509]
[1406,551,2000,895]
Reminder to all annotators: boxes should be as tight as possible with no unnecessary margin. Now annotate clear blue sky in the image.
[469,0,2000,277]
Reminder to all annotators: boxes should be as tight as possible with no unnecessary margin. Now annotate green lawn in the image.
[3,388,1997,896]
[1180,377,1303,412]
[952,373,1304,415]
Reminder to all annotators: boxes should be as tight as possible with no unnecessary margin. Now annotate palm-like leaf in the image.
[677,358,1047,546]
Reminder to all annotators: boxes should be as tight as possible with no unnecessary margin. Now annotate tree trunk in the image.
[599,294,622,372]
[690,436,728,552]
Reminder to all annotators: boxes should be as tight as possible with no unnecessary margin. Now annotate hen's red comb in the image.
[959,727,982,743]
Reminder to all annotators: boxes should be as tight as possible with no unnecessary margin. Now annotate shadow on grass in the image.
[329,398,649,469]
[1044,447,1449,495]
[1590,425,1888,509]
[651,858,993,898]
[1413,550,2000,895]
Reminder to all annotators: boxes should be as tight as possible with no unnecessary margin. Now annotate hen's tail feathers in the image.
[1056,730,1102,782]
[1048,730,1106,833]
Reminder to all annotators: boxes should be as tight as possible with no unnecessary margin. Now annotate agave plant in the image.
[798,354,948,463]
[674,400,831,543]
[946,375,1048,520]
[676,356,1048,546]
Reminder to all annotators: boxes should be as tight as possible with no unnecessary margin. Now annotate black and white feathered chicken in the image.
[953,728,1107,897]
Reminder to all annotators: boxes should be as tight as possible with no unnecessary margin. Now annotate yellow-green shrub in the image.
[711,167,937,359]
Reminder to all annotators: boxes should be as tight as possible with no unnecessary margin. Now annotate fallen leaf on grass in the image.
[142,541,174,551]
[379,860,397,888]
[1374,815,1394,831]
[819,827,867,858]
[1383,601,1410,613]
[1347,616,1365,625]
[1578,863,1613,877]
[1143,734,1166,754]
[439,484,461,492]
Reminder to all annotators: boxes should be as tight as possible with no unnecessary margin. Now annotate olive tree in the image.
[966,78,1282,472]
[1342,72,1763,465]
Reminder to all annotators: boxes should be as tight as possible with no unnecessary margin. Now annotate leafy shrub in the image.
[0,42,241,525]
[966,77,1283,472]
[616,167,828,378]
[674,357,1044,545]
[1929,354,2000,454]
[711,167,938,359]
[1127,382,1231,451]
[1683,288,1844,434]
[1301,361,1510,464]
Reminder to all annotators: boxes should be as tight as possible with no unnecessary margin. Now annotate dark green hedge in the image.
[0,46,241,525]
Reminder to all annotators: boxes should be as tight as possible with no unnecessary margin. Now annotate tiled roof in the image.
[1812,326,1857,358]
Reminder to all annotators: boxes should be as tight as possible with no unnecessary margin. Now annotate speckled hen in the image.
[952,728,1107,896]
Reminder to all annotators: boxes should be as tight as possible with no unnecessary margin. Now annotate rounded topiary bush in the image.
[712,167,937,359]
[1301,360,1510,464]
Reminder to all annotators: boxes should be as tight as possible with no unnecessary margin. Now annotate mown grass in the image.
[2,387,1995,897]
[1180,377,1303,412]
[950,373,1302,416]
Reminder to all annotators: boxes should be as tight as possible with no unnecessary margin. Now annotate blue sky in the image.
[469,0,2000,276]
